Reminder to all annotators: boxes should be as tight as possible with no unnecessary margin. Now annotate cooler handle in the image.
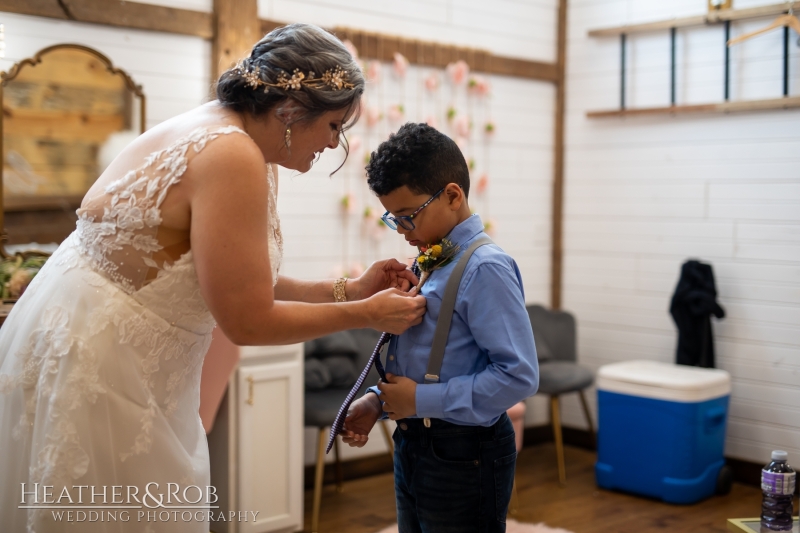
[704,407,726,432]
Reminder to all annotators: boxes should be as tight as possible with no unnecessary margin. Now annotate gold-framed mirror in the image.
[0,43,145,261]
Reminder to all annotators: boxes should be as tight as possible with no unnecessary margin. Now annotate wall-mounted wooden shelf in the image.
[587,95,800,118]
[588,1,800,36]
[586,1,800,118]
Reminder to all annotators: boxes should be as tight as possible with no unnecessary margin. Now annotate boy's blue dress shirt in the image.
[369,214,539,426]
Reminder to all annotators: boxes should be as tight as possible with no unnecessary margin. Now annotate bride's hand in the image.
[350,259,419,300]
[363,288,426,334]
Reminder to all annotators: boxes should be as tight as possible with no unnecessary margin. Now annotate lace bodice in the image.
[75,125,283,297]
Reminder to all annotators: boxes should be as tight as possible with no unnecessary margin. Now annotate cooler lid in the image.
[596,360,731,402]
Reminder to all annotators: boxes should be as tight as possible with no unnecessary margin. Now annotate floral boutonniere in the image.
[414,238,460,292]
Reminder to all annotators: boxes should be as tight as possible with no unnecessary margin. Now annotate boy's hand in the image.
[341,393,382,447]
[377,373,417,420]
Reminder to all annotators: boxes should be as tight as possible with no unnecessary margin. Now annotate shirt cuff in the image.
[415,383,446,419]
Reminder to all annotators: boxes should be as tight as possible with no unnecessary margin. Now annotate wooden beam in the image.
[586,95,800,118]
[261,19,284,36]
[588,1,800,37]
[0,0,213,38]
[325,25,559,83]
[551,0,568,310]
[0,0,67,20]
[212,0,260,81]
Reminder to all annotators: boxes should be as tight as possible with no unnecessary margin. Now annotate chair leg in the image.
[379,420,394,460]
[578,389,597,449]
[550,395,566,486]
[333,435,344,493]
[311,427,326,533]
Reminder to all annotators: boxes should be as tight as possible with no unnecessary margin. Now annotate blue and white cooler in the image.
[595,360,732,504]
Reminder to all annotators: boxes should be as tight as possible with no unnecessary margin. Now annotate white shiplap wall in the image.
[257,0,559,465]
[563,0,800,464]
[0,1,559,465]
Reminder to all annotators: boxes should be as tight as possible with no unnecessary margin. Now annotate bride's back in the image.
[76,103,254,294]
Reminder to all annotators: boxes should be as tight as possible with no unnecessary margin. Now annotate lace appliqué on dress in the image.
[85,286,211,462]
[0,306,105,487]
[76,125,246,294]
[266,164,283,284]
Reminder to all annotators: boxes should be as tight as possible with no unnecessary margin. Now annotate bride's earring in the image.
[285,127,292,148]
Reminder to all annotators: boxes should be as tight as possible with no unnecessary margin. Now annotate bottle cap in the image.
[771,450,788,461]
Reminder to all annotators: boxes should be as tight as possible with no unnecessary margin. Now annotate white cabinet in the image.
[209,343,304,533]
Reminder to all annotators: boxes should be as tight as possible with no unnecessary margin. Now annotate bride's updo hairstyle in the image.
[216,23,364,165]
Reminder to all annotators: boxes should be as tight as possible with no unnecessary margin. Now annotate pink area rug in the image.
[376,521,575,533]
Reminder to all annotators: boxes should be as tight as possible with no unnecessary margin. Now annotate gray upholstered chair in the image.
[304,328,394,533]
[527,304,595,485]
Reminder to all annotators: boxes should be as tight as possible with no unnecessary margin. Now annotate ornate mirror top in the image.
[1,43,145,259]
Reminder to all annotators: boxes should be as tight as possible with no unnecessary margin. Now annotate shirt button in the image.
[399,423,408,431]
[389,355,395,361]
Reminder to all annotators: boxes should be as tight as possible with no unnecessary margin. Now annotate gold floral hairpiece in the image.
[236,61,355,92]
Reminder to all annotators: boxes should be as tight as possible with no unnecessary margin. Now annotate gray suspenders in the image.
[423,236,494,385]
[421,236,493,427]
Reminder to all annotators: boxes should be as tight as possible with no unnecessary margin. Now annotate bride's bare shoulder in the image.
[150,103,262,165]
[188,131,264,181]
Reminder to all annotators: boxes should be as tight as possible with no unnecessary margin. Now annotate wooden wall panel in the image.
[62,0,213,37]
[0,0,213,37]
[0,0,67,20]
[322,26,558,82]
[3,47,135,198]
[212,0,260,79]
[551,0,568,309]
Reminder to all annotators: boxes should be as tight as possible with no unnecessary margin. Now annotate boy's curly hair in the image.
[365,123,470,198]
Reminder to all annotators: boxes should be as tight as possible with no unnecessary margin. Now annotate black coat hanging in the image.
[669,260,725,368]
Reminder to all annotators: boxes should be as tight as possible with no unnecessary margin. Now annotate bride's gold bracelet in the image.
[333,277,348,302]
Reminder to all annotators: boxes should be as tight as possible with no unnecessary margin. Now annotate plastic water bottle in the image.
[761,450,796,531]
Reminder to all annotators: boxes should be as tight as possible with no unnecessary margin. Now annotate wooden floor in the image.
[302,442,768,533]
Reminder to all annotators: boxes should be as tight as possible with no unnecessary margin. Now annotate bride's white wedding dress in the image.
[0,126,282,532]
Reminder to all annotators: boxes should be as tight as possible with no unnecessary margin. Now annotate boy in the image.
[342,123,539,532]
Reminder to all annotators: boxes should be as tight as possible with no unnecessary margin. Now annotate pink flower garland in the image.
[454,115,471,138]
[367,60,382,83]
[468,75,491,96]
[424,72,440,92]
[393,52,409,78]
[446,60,469,85]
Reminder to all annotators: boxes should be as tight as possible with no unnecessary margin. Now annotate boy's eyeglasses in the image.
[381,188,445,231]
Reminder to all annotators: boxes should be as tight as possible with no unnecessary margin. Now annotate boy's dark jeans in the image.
[392,413,517,533]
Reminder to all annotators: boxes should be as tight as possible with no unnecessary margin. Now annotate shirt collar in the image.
[446,214,484,247]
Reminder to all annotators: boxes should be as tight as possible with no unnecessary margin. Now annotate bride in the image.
[0,23,425,532]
